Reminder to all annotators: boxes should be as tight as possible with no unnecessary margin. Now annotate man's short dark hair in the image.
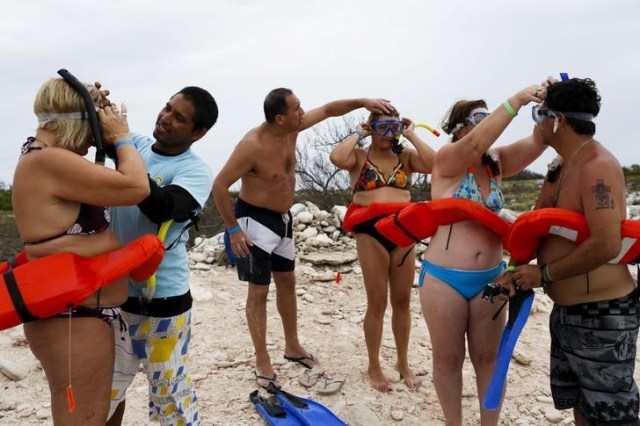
[546,78,601,136]
[264,88,293,124]
[176,86,219,131]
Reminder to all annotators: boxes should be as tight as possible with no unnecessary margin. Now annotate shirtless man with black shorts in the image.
[212,88,392,388]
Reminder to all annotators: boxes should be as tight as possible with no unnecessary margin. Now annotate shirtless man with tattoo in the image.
[498,78,639,425]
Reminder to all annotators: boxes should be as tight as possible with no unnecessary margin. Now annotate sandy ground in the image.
[1,263,639,425]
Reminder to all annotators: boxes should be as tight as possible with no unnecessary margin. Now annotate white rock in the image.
[311,271,336,282]
[331,205,348,222]
[390,408,404,420]
[298,252,357,266]
[313,210,331,221]
[512,349,532,365]
[544,407,565,423]
[300,227,319,239]
[296,211,314,224]
[290,203,307,216]
[0,361,28,381]
[304,201,320,215]
[306,234,334,248]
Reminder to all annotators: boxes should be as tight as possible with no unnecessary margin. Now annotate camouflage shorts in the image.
[550,289,640,425]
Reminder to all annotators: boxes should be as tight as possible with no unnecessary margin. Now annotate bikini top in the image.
[353,149,411,192]
[20,137,111,245]
[452,164,505,212]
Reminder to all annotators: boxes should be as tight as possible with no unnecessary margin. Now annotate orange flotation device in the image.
[0,234,164,331]
[375,198,512,248]
[507,208,640,264]
[342,202,412,233]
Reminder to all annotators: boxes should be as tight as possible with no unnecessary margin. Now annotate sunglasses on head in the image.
[371,119,404,137]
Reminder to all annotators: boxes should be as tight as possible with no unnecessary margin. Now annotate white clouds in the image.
[1,0,639,184]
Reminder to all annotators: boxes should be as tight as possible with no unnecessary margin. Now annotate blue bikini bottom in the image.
[419,259,506,300]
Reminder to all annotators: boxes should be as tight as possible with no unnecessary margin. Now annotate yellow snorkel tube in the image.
[142,219,173,301]
[415,122,441,137]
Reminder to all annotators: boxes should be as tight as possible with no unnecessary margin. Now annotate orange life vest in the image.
[0,234,164,331]
[374,198,512,247]
[341,202,413,233]
[507,208,640,264]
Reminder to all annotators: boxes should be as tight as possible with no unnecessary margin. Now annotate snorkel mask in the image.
[57,69,105,165]
[371,119,404,138]
[466,108,490,126]
[450,107,490,136]
[531,105,595,133]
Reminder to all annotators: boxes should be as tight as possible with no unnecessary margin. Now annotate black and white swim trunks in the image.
[234,198,295,285]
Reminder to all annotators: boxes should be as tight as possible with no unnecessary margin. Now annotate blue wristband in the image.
[115,139,134,149]
[228,225,241,235]
[355,129,363,140]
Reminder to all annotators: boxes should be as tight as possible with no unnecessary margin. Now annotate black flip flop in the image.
[254,370,278,390]
[284,353,317,369]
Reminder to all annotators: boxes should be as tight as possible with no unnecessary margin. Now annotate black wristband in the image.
[539,264,554,293]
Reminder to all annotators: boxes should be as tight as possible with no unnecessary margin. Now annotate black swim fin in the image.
[267,382,347,426]
[250,390,304,425]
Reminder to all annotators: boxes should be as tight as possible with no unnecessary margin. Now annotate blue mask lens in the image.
[371,119,404,137]
[468,111,489,126]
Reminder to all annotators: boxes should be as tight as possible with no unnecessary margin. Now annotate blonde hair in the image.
[33,78,100,151]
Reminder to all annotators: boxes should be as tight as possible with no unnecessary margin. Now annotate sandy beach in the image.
[4,257,638,425]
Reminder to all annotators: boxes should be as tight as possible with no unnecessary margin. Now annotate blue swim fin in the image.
[483,288,535,410]
[223,229,237,265]
[250,390,304,425]
[267,383,347,426]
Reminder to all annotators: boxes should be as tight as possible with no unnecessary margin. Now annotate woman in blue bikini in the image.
[419,84,547,425]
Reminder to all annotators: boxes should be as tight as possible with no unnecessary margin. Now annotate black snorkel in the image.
[57,69,105,165]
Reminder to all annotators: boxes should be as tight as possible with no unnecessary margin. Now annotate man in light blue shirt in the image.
[107,87,218,426]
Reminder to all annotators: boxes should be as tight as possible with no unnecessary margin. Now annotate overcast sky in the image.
[1,0,639,186]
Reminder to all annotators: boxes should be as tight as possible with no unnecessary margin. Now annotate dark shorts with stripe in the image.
[234,198,295,285]
[550,288,640,425]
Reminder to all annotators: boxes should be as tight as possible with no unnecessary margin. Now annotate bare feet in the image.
[368,367,392,392]
[396,365,424,391]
